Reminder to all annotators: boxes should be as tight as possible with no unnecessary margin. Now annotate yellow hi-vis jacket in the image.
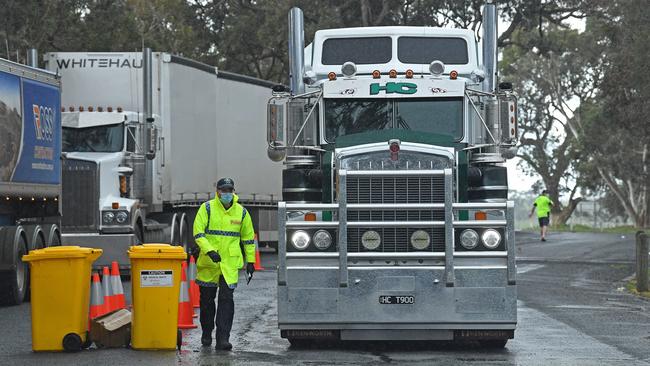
[193,194,255,286]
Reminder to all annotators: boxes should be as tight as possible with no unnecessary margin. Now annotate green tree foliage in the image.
[577,0,650,228]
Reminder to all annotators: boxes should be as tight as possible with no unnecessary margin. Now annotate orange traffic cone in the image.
[254,234,265,271]
[185,259,198,318]
[89,272,106,329]
[110,261,126,309]
[178,261,197,329]
[101,266,115,313]
[189,256,200,309]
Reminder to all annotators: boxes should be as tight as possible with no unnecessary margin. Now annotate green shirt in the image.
[534,195,553,218]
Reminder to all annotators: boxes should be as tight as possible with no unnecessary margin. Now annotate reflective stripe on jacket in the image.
[193,194,256,285]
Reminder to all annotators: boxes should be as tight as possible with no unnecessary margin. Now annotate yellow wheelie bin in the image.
[128,244,187,350]
[22,246,102,352]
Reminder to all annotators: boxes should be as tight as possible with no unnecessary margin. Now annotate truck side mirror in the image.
[267,99,287,162]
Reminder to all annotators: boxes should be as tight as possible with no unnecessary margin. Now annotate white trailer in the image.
[45,51,281,267]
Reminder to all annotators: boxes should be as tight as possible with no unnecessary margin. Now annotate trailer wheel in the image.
[480,339,508,349]
[0,230,29,305]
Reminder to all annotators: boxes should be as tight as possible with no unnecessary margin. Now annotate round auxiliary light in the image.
[405,69,414,78]
[389,69,398,78]
[410,230,431,250]
[79,106,85,112]
[291,230,311,250]
[69,106,74,112]
[341,61,357,77]
[313,230,332,250]
[102,211,115,224]
[460,229,479,250]
[429,60,445,76]
[481,229,502,249]
[115,211,128,224]
[450,70,458,80]
[327,72,337,81]
[107,106,113,112]
[372,70,381,79]
[88,106,94,112]
[361,230,381,250]
[97,106,104,112]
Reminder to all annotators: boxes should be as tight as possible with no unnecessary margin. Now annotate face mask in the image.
[219,192,233,204]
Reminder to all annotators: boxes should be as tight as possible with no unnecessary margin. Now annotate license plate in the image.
[379,295,415,304]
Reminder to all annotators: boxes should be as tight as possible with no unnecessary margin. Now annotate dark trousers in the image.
[199,276,235,342]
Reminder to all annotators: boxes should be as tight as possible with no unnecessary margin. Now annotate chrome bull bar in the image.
[277,168,515,288]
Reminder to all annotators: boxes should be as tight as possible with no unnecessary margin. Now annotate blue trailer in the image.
[0,58,62,305]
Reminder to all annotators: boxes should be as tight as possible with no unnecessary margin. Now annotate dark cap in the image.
[217,177,235,190]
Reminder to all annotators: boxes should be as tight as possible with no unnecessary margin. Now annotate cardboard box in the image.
[90,309,131,348]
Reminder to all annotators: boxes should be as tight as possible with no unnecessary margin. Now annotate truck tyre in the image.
[0,228,29,305]
[135,220,144,245]
[46,224,61,247]
[178,213,191,254]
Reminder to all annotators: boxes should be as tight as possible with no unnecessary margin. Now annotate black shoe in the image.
[201,332,212,346]
[541,238,546,242]
[215,341,232,350]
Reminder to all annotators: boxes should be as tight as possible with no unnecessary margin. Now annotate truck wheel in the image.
[135,221,144,245]
[0,232,29,305]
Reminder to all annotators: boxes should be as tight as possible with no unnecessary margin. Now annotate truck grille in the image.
[61,159,99,232]
[346,175,446,252]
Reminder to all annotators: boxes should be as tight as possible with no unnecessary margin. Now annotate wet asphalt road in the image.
[1,231,649,365]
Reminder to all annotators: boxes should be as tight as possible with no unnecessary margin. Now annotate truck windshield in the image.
[62,123,124,152]
[325,97,463,142]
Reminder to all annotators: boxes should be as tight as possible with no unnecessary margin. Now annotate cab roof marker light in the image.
[372,70,381,79]
[327,72,337,81]
[405,69,414,78]
[389,69,397,78]
[450,70,458,80]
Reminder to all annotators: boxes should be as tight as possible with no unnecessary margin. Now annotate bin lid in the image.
[22,246,103,261]
[128,244,187,259]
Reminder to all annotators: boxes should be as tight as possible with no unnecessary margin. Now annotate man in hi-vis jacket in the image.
[193,177,256,350]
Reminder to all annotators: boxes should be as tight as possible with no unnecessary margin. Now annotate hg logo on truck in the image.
[32,104,55,141]
[370,82,417,95]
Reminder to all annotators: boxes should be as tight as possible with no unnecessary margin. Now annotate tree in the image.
[570,0,650,228]
[501,24,601,225]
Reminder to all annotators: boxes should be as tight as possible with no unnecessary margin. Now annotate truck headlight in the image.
[102,211,115,224]
[481,229,502,249]
[361,230,381,250]
[115,211,129,224]
[313,230,332,250]
[460,229,479,249]
[290,230,310,250]
[410,230,430,250]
